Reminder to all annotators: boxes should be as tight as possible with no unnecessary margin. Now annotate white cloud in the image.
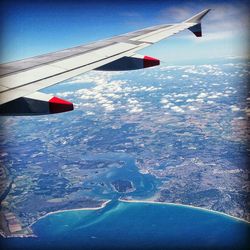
[163,104,172,109]
[188,106,198,111]
[127,98,139,105]
[197,93,207,98]
[186,99,195,103]
[184,67,201,75]
[85,111,95,116]
[102,103,115,112]
[175,99,183,103]
[171,106,185,113]
[174,93,189,98]
[196,65,225,76]
[192,31,233,42]
[207,95,218,99]
[56,91,74,97]
[166,76,174,79]
[80,103,95,108]
[129,107,143,114]
[159,6,194,22]
[230,105,240,112]
[104,93,121,99]
[207,100,215,104]
[196,98,204,103]
[159,2,249,42]
[160,98,169,104]
[207,92,224,99]
[61,71,132,113]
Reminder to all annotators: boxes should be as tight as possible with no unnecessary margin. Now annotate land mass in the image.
[111,179,135,193]
[0,61,249,237]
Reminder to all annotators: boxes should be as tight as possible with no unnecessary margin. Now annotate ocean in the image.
[2,200,249,250]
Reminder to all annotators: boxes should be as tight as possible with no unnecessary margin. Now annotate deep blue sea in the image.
[2,200,249,250]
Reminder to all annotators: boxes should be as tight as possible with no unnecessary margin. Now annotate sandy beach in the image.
[2,198,249,239]
[119,198,250,224]
[0,200,111,238]
[28,199,111,228]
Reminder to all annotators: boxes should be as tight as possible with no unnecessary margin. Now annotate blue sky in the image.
[0,0,249,64]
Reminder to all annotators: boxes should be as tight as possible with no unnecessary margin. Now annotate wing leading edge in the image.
[0,9,210,115]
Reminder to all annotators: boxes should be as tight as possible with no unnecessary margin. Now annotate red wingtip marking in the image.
[49,97,74,114]
[143,56,160,68]
[194,31,202,37]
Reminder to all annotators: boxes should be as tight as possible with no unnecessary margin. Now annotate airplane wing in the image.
[0,9,210,115]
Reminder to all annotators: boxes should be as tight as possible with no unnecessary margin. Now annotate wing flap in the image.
[51,42,137,70]
[133,23,192,43]
[1,65,65,89]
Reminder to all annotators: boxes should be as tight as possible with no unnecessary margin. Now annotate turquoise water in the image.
[80,153,158,199]
[2,200,250,250]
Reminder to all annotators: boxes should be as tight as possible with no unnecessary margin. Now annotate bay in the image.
[2,200,249,250]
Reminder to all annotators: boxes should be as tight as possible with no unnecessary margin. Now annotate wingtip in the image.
[49,97,74,114]
[185,8,211,23]
[204,9,212,15]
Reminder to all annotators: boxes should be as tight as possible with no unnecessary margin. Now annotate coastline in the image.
[2,198,249,239]
[119,198,250,224]
[28,199,111,228]
[0,200,111,239]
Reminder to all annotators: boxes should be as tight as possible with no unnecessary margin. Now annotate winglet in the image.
[185,9,211,37]
[184,9,211,24]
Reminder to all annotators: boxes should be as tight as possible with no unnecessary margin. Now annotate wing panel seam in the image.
[0,45,140,94]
